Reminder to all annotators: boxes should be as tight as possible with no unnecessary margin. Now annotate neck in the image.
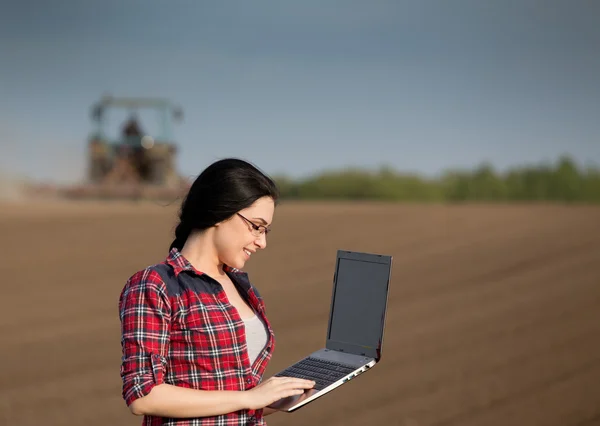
[180,230,225,278]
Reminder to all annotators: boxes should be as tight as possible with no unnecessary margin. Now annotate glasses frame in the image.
[237,213,271,237]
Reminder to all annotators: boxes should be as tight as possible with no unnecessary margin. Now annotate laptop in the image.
[267,249,392,412]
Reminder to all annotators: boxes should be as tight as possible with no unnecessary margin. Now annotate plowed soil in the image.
[1,201,599,426]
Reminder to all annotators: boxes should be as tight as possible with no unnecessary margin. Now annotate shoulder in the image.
[119,263,173,305]
[118,264,174,328]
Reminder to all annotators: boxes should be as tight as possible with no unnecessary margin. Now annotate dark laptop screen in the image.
[327,256,390,352]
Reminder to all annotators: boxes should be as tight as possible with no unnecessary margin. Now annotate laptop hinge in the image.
[326,340,378,360]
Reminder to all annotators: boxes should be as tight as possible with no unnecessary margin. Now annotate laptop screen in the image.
[327,254,391,357]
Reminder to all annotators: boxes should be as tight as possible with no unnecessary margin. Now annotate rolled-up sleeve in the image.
[118,268,171,406]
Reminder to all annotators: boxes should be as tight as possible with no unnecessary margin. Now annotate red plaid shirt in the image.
[119,248,276,425]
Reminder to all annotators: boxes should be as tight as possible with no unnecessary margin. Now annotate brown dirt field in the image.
[1,200,600,426]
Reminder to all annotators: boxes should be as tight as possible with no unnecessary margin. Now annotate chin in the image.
[224,256,246,270]
[231,261,245,270]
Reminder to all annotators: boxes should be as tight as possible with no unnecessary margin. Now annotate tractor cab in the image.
[87,95,183,188]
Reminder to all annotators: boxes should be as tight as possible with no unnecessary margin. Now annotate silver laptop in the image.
[267,249,392,412]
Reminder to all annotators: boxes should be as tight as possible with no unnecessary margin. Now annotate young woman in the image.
[118,158,315,425]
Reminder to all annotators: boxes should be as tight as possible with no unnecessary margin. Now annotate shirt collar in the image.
[166,247,248,279]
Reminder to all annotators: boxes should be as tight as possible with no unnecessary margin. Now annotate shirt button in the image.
[246,378,252,384]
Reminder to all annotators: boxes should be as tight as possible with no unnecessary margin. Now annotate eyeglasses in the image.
[237,213,271,237]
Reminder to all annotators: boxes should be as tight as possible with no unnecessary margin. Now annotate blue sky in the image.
[1,0,599,183]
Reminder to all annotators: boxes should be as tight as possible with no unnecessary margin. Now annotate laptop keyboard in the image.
[274,357,357,390]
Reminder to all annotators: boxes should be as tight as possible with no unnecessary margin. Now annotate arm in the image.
[120,268,237,418]
[130,379,314,418]
[121,270,243,417]
[129,384,249,418]
[119,269,315,419]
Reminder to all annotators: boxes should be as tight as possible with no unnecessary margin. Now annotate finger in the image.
[292,381,316,389]
[277,376,315,386]
[270,376,292,382]
[267,388,305,406]
[282,388,306,398]
[282,380,316,389]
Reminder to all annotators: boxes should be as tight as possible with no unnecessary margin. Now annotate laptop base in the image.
[267,348,376,412]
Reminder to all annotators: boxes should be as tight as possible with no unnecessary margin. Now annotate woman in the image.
[118,158,315,425]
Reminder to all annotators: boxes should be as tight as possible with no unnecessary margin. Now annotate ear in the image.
[213,216,231,228]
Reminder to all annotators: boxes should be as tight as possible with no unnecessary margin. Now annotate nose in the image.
[254,232,267,249]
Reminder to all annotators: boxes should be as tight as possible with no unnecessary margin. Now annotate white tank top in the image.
[242,314,268,365]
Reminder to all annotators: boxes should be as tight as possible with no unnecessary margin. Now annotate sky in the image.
[1,0,599,183]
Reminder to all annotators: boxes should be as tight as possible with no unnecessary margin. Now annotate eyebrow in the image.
[252,217,269,226]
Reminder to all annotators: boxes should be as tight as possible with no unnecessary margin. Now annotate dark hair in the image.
[169,158,279,251]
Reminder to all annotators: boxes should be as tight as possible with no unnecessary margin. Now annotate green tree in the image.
[271,155,600,204]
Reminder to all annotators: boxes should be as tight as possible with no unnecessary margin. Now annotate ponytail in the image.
[169,220,192,251]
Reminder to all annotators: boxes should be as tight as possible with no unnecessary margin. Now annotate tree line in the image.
[272,155,600,203]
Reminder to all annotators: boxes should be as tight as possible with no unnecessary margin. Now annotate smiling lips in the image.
[243,249,253,258]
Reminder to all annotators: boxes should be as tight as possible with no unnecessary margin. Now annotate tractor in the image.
[62,95,190,200]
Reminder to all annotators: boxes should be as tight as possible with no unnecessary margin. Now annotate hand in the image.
[243,376,316,410]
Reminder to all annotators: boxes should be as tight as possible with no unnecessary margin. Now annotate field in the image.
[1,200,600,426]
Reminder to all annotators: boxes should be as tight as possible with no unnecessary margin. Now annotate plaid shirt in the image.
[119,248,276,425]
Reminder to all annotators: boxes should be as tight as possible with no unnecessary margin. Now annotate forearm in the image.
[129,383,249,418]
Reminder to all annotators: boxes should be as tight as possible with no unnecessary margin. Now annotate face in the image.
[213,196,275,269]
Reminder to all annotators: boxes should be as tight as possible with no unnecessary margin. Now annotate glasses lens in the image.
[239,214,268,236]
